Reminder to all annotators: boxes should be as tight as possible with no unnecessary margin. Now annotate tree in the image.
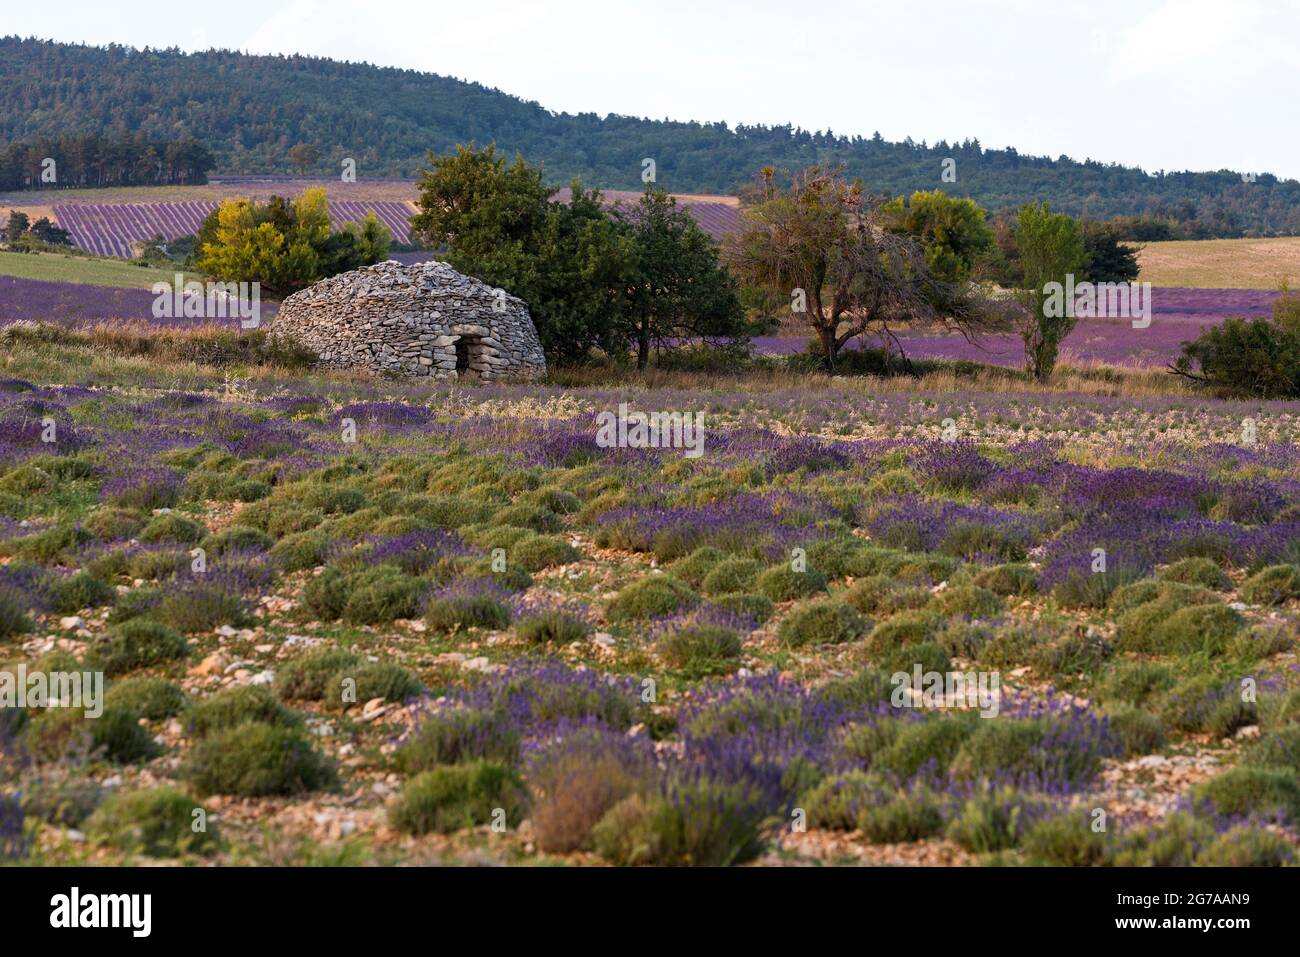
[287,143,321,175]
[1170,287,1300,398]
[412,144,636,366]
[614,187,745,369]
[1079,220,1140,284]
[724,166,998,367]
[196,187,388,295]
[27,217,71,245]
[881,190,995,284]
[4,210,29,242]
[1013,202,1085,380]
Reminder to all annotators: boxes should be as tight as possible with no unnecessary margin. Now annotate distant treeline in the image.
[2,36,1299,236]
[0,132,214,191]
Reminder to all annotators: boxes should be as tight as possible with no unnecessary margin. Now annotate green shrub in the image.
[273,649,361,701]
[606,575,698,622]
[590,780,767,867]
[1097,661,1176,708]
[424,592,512,633]
[1195,825,1297,866]
[876,715,977,778]
[1104,703,1167,757]
[125,547,188,581]
[191,685,300,736]
[805,538,867,578]
[0,591,33,638]
[658,623,743,678]
[91,619,190,676]
[0,523,93,563]
[754,565,828,602]
[879,641,952,677]
[801,770,881,830]
[668,547,728,588]
[1147,603,1243,656]
[508,534,579,572]
[396,708,521,770]
[777,599,867,648]
[815,669,895,711]
[951,717,1104,786]
[859,788,945,844]
[946,788,1045,853]
[155,586,249,633]
[202,525,274,557]
[1192,766,1300,821]
[972,563,1038,597]
[84,508,147,540]
[1022,814,1113,866]
[302,566,350,620]
[270,531,329,571]
[183,722,336,796]
[700,557,761,595]
[28,707,160,764]
[1158,556,1231,590]
[324,661,423,709]
[710,593,774,624]
[866,611,941,654]
[931,584,1002,619]
[489,503,562,534]
[516,610,591,645]
[138,513,204,544]
[341,568,426,625]
[49,572,116,614]
[18,775,104,828]
[1108,812,1213,866]
[1172,302,1300,399]
[388,761,529,835]
[86,788,217,857]
[1242,726,1300,773]
[104,677,188,720]
[1240,565,1300,605]
[1052,566,1141,609]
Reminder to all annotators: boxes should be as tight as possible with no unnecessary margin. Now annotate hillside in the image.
[3,36,1300,235]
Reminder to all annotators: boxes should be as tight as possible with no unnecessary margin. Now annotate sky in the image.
[7,0,1300,179]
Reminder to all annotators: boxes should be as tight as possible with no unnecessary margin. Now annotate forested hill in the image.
[4,36,1300,235]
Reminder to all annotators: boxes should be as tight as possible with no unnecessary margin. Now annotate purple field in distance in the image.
[756,287,1283,368]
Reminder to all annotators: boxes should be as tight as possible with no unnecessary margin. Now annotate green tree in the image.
[287,143,321,175]
[411,144,635,366]
[1171,287,1300,398]
[4,210,29,242]
[724,166,997,367]
[196,187,388,295]
[1080,220,1140,284]
[615,187,746,369]
[1013,202,1085,380]
[881,190,995,283]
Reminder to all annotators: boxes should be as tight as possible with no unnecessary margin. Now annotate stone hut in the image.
[270,260,547,380]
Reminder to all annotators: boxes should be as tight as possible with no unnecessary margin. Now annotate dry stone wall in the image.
[270,260,547,381]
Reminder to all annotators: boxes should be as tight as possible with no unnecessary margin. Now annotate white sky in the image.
[7,0,1300,179]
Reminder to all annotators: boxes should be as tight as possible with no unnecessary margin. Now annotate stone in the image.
[271,260,547,381]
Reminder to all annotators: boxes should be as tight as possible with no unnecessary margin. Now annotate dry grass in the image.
[1137,236,1300,289]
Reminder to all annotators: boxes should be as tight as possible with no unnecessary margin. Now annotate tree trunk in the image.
[817,324,838,369]
[636,319,650,370]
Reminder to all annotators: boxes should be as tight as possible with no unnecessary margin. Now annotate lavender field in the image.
[758,288,1284,369]
[2,324,1299,868]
